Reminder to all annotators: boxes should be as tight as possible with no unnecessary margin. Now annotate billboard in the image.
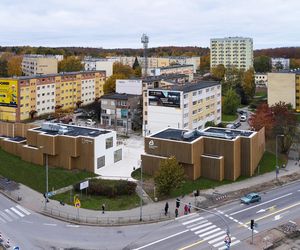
[148,90,181,108]
[0,80,18,107]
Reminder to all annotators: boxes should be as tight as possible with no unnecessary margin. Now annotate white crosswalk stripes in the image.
[178,213,241,249]
[0,205,31,223]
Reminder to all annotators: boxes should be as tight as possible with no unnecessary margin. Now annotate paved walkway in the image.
[1,159,300,225]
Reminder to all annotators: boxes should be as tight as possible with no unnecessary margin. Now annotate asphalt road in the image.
[0,181,299,250]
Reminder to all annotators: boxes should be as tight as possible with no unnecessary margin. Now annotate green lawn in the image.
[254,91,267,99]
[296,114,300,123]
[222,113,238,122]
[257,150,285,174]
[53,191,140,211]
[0,148,96,193]
[131,168,152,181]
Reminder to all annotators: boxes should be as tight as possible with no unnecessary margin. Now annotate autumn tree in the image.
[7,56,23,76]
[154,156,185,195]
[248,103,274,138]
[211,64,225,81]
[271,102,297,152]
[0,59,8,77]
[199,54,210,73]
[241,68,256,104]
[222,88,240,115]
[290,58,300,69]
[253,56,271,72]
[58,56,83,72]
[113,62,135,77]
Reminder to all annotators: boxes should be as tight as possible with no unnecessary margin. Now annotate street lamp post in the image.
[276,134,284,180]
[40,146,49,209]
[139,160,143,221]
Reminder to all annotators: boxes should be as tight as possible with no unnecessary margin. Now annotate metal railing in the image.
[43,207,172,225]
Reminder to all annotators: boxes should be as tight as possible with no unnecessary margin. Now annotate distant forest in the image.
[1,45,300,58]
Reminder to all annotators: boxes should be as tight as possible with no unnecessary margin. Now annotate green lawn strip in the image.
[296,114,300,123]
[0,148,95,193]
[131,168,152,181]
[52,192,140,211]
[254,91,267,98]
[257,150,285,174]
[222,113,238,122]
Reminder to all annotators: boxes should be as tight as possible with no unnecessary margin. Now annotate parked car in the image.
[240,115,247,122]
[233,121,241,128]
[86,119,96,126]
[226,123,235,129]
[74,108,83,114]
[241,193,261,204]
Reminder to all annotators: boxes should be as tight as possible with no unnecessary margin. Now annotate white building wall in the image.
[36,83,56,115]
[116,79,143,95]
[81,79,95,104]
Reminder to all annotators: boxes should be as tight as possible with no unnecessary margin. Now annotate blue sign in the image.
[47,191,55,197]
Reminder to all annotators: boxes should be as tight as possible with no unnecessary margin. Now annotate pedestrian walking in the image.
[102,203,105,214]
[176,198,180,208]
[175,208,178,218]
[188,202,191,213]
[184,204,188,215]
[164,202,169,216]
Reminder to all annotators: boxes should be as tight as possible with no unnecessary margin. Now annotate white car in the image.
[240,115,247,122]
[86,119,96,126]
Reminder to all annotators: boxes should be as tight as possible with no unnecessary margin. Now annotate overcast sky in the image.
[0,0,299,49]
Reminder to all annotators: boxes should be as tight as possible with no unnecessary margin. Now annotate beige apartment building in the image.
[22,54,59,76]
[268,71,300,111]
[147,64,194,81]
[143,81,222,135]
[0,71,106,122]
[210,37,253,70]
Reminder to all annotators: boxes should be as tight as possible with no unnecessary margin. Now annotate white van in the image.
[86,119,96,126]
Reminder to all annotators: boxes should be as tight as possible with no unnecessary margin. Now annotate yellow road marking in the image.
[245,202,300,225]
[178,239,205,250]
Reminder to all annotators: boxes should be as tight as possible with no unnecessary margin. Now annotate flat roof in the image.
[159,64,194,70]
[142,74,188,82]
[34,124,110,137]
[152,81,220,93]
[101,93,140,100]
[0,70,105,80]
[150,127,254,142]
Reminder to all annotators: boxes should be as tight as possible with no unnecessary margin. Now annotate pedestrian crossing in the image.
[177,213,240,249]
[0,205,31,223]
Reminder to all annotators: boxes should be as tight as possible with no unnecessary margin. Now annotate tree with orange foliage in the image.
[7,56,23,76]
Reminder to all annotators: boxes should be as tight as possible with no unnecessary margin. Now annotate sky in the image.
[0,0,299,49]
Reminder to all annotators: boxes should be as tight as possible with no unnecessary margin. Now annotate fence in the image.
[43,207,172,225]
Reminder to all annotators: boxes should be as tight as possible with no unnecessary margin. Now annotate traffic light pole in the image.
[179,201,230,236]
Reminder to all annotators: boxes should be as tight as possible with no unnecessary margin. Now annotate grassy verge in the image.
[131,168,152,181]
[257,150,285,174]
[53,191,140,211]
[222,113,238,122]
[0,148,96,193]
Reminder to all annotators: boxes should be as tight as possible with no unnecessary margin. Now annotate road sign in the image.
[74,198,81,208]
[47,191,56,198]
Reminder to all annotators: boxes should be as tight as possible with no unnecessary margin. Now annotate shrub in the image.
[74,179,137,197]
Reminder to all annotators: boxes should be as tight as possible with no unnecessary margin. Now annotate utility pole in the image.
[276,134,284,180]
[141,34,149,77]
[139,160,143,221]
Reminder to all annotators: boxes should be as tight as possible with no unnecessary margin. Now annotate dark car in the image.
[233,122,241,128]
[241,193,261,204]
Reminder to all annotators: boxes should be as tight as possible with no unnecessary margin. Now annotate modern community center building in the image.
[141,127,265,181]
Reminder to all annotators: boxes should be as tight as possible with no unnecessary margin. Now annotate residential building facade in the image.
[146,64,194,81]
[255,73,268,87]
[100,93,142,132]
[22,54,59,76]
[0,71,106,122]
[0,122,122,175]
[83,57,114,78]
[142,127,265,181]
[210,37,253,70]
[271,58,290,70]
[143,81,222,135]
[268,71,300,111]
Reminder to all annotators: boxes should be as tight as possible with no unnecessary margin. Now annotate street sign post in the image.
[74,198,81,221]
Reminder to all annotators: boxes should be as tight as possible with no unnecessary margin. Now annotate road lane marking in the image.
[0,216,6,223]
[199,228,221,237]
[0,211,12,222]
[230,192,293,216]
[133,230,189,250]
[182,217,204,225]
[178,239,205,250]
[190,222,212,231]
[16,205,31,215]
[208,235,228,244]
[5,209,18,219]
[245,202,300,224]
[175,212,197,220]
[194,225,216,235]
[10,207,25,217]
[66,224,80,227]
[186,219,208,228]
[43,223,57,226]
[203,230,225,241]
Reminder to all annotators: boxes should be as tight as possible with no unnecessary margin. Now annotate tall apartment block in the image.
[268,71,300,111]
[22,54,60,76]
[0,70,106,122]
[210,37,253,70]
[143,81,222,135]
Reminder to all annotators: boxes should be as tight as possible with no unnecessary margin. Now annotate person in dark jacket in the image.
[164,202,169,216]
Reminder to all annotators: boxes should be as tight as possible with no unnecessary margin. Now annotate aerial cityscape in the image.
[0,0,300,249]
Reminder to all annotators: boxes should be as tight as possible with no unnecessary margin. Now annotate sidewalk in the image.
[1,159,300,226]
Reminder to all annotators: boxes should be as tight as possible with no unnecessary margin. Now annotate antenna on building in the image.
[141,33,149,77]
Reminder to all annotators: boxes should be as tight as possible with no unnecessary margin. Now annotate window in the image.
[192,101,197,105]
[184,104,188,108]
[193,91,197,96]
[106,137,113,149]
[184,94,188,99]
[97,156,105,169]
[192,110,197,114]
[198,90,202,95]
[114,149,122,163]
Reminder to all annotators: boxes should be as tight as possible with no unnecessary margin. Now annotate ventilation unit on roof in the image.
[182,130,195,139]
